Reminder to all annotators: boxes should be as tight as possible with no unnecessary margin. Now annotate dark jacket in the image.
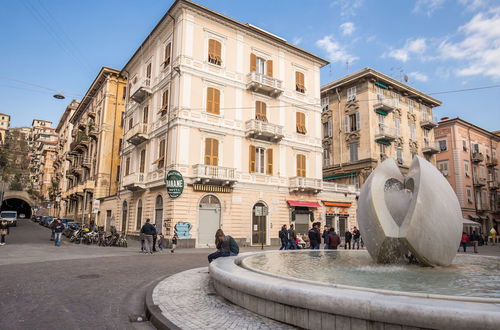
[288,228,296,241]
[279,228,289,241]
[353,229,360,239]
[308,228,321,246]
[344,231,352,241]
[140,223,156,236]
[53,222,65,233]
[328,232,341,249]
[322,230,330,244]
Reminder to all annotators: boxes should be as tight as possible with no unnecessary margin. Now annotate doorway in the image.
[121,201,128,233]
[198,195,221,247]
[155,195,163,229]
[252,202,268,245]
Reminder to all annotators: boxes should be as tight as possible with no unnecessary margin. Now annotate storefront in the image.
[323,201,352,234]
[287,200,321,235]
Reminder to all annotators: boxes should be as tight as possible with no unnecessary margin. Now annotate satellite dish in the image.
[403,75,409,82]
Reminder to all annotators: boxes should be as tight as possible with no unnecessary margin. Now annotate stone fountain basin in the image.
[209,250,500,330]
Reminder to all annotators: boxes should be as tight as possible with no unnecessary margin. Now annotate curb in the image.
[144,275,181,330]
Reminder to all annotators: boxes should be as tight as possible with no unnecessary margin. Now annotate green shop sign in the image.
[165,170,184,199]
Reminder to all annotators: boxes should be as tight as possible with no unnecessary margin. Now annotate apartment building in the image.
[0,113,10,145]
[435,117,499,234]
[61,67,126,225]
[115,0,358,247]
[52,100,79,218]
[321,68,441,187]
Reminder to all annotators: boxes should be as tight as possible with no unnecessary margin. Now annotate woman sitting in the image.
[208,229,239,263]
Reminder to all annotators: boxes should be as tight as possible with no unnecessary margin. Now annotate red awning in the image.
[287,200,321,208]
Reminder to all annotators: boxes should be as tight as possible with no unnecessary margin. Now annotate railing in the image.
[193,164,236,181]
[245,119,284,140]
[472,152,484,162]
[130,78,152,103]
[289,177,323,191]
[246,72,283,96]
[473,176,487,186]
[322,181,357,193]
[373,98,395,112]
[122,173,145,187]
[124,123,149,141]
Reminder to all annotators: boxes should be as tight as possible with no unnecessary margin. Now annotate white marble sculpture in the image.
[357,156,462,266]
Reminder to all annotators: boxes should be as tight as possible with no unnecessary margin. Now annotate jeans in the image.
[310,243,320,250]
[54,232,62,246]
[143,235,153,253]
[461,242,467,252]
[152,235,157,252]
[344,240,351,249]
[324,243,329,249]
[279,238,289,250]
[353,238,360,249]
[1,234,5,243]
[208,251,230,263]
[472,240,478,253]
[288,240,298,250]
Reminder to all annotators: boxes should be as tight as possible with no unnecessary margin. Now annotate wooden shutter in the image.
[159,90,168,113]
[208,39,215,62]
[143,106,148,124]
[266,148,273,175]
[355,112,360,131]
[266,60,273,77]
[140,150,145,173]
[204,138,218,166]
[249,145,256,173]
[214,40,222,63]
[250,53,257,72]
[296,112,306,134]
[296,112,301,133]
[207,88,220,114]
[296,72,305,92]
[212,139,219,165]
[146,63,151,79]
[344,115,349,133]
[255,101,267,121]
[297,154,306,177]
[164,43,171,66]
[204,138,212,165]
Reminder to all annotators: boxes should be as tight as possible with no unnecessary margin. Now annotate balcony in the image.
[422,139,440,154]
[373,97,396,114]
[192,164,236,186]
[488,181,499,190]
[471,152,484,163]
[246,72,283,97]
[289,177,323,193]
[130,78,152,103]
[374,124,396,143]
[122,173,146,191]
[420,115,438,129]
[81,157,91,168]
[125,123,149,146]
[473,176,487,186]
[83,180,95,192]
[486,158,498,167]
[245,119,284,142]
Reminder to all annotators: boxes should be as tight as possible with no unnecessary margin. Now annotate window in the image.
[139,149,146,173]
[466,186,472,204]
[255,147,265,173]
[347,86,356,101]
[493,149,497,160]
[145,63,152,82]
[255,101,267,121]
[464,160,470,177]
[159,89,169,115]
[344,112,360,132]
[323,148,331,166]
[296,112,307,134]
[295,71,305,93]
[204,138,219,166]
[256,57,265,74]
[423,128,429,138]
[408,100,414,113]
[321,97,329,112]
[472,143,479,153]
[376,86,384,101]
[392,92,399,107]
[206,87,220,115]
[128,118,133,130]
[163,42,172,67]
[136,199,143,231]
[208,39,222,65]
[248,146,273,175]
[480,165,486,178]
[296,154,306,177]
[349,143,358,162]
[323,121,333,138]
[438,140,447,152]
[395,118,401,136]
[410,123,416,140]
[125,157,131,176]
[438,161,448,176]
[462,140,467,152]
[153,139,165,168]
[379,143,386,156]
[396,148,403,164]
[143,106,149,124]
[122,86,126,100]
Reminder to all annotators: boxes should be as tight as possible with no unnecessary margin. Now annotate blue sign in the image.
[174,222,192,239]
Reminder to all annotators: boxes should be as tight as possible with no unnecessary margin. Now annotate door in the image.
[154,195,163,229]
[295,213,309,235]
[252,203,267,245]
[198,195,221,247]
[121,201,128,233]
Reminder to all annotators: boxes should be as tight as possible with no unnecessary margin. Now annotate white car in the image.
[0,211,18,227]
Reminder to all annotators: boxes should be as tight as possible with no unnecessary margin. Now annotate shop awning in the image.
[376,139,391,146]
[463,218,481,227]
[468,215,480,220]
[287,200,321,208]
[323,201,352,208]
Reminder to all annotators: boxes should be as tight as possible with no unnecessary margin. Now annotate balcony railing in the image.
[471,152,484,163]
[193,164,236,185]
[124,123,149,146]
[81,157,91,168]
[246,72,284,97]
[322,181,358,194]
[122,173,146,191]
[420,114,438,129]
[486,158,498,167]
[245,119,284,142]
[130,78,152,103]
[374,124,396,142]
[373,97,396,114]
[488,181,499,190]
[473,176,487,186]
[289,177,323,193]
[422,139,440,154]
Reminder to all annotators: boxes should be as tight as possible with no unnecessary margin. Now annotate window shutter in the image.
[266,60,273,77]
[213,88,220,114]
[204,138,212,165]
[215,40,222,63]
[295,72,300,90]
[206,87,213,113]
[250,53,257,72]
[328,120,332,137]
[143,106,149,124]
[297,155,306,177]
[164,43,171,65]
[249,145,256,172]
[266,148,273,175]
[208,39,215,58]
[296,112,301,133]
[344,115,349,132]
[355,112,360,131]
[255,101,267,121]
[212,139,219,165]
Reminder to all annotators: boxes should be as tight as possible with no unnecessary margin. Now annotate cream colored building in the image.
[321,68,442,187]
[115,0,358,247]
[61,67,126,225]
[0,113,10,145]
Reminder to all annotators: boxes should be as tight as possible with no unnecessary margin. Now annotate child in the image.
[157,233,165,251]
[171,233,178,253]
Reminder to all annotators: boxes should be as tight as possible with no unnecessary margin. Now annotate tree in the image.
[9,174,23,191]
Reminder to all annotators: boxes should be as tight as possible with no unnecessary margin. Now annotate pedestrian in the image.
[140,233,145,252]
[308,222,321,250]
[470,230,479,253]
[352,226,361,250]
[327,228,341,249]
[344,229,352,249]
[140,218,156,254]
[0,219,10,245]
[171,233,178,253]
[49,218,56,241]
[287,224,298,250]
[490,227,497,245]
[152,225,159,253]
[279,224,289,250]
[460,231,469,252]
[53,219,65,246]
[322,225,330,249]
[208,229,239,263]
[157,232,165,251]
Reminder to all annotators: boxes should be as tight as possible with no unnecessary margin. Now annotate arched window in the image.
[155,195,163,228]
[121,201,128,233]
[136,199,143,230]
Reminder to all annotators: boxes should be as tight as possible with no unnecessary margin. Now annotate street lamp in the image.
[53,93,65,99]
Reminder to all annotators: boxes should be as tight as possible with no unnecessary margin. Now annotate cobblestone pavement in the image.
[152,267,296,330]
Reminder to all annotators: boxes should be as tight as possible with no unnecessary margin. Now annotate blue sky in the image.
[1,0,499,130]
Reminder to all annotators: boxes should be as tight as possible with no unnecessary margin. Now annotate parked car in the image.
[0,211,17,227]
[40,216,53,227]
[33,216,42,223]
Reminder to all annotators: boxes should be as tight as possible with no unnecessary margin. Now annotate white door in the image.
[198,195,221,247]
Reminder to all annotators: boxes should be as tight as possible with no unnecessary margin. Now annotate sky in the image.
[0,0,499,131]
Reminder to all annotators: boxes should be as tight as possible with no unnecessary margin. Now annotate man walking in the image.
[470,230,479,253]
[322,225,330,249]
[328,228,341,249]
[52,218,65,246]
[140,218,156,254]
[352,226,361,250]
[288,224,298,250]
[279,224,289,250]
[344,229,352,249]
[308,222,321,250]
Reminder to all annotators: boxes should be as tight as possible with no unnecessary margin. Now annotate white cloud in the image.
[387,38,427,63]
[331,0,364,17]
[459,0,488,12]
[316,35,359,64]
[339,22,355,36]
[292,37,303,45]
[438,7,500,79]
[409,72,429,82]
[413,0,446,16]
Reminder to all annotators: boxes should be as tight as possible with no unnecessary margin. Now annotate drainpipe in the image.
[336,88,342,168]
[108,74,119,197]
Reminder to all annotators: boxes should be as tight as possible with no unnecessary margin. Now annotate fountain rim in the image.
[239,249,500,304]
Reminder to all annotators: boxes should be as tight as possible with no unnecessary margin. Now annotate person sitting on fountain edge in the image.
[208,229,239,263]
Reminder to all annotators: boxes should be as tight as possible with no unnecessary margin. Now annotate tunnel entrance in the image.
[1,198,33,219]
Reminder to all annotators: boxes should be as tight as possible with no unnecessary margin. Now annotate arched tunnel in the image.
[1,198,33,219]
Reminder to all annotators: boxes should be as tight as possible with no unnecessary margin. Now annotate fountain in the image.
[209,157,500,329]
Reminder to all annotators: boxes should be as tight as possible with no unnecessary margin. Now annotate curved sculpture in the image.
[357,156,462,266]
